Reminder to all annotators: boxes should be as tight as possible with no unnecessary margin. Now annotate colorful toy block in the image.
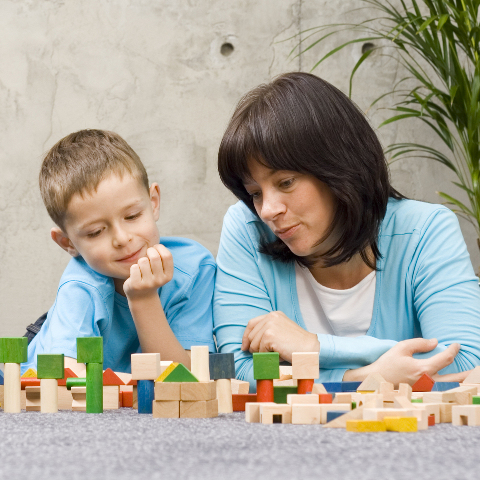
[252,352,279,380]
[21,378,40,389]
[232,394,257,411]
[0,337,28,364]
[383,416,418,432]
[297,378,315,394]
[326,410,349,422]
[323,405,365,428]
[86,363,103,413]
[76,337,103,364]
[432,381,460,391]
[37,354,65,379]
[0,370,3,386]
[21,368,37,378]
[58,368,78,386]
[273,386,298,404]
[137,379,155,414]
[291,352,319,380]
[319,394,333,404]
[208,352,235,381]
[346,420,387,432]
[66,378,87,390]
[257,379,274,402]
[320,404,352,424]
[323,382,353,392]
[411,373,435,392]
[131,353,161,380]
[103,368,125,386]
[191,346,210,382]
[428,414,435,426]
[472,395,480,405]
[159,363,199,383]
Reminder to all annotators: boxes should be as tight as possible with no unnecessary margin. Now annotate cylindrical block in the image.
[297,379,315,395]
[256,379,274,403]
[191,346,210,382]
[41,378,58,413]
[4,363,21,413]
[216,378,233,413]
[66,377,87,390]
[86,363,103,413]
[137,380,155,414]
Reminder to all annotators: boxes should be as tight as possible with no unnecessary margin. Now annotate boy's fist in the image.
[123,244,173,299]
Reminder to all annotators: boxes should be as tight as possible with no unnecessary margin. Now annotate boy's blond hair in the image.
[40,129,149,231]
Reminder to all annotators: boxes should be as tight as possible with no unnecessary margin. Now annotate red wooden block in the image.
[103,368,125,386]
[297,379,314,395]
[21,378,40,390]
[122,390,133,408]
[257,379,274,402]
[232,394,257,411]
[412,373,435,392]
[58,368,78,386]
[127,379,138,386]
[428,414,435,427]
[119,391,123,408]
[319,393,333,404]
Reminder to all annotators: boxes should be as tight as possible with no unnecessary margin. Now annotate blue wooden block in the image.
[0,369,3,385]
[137,379,155,414]
[326,410,348,422]
[342,381,362,392]
[322,382,343,393]
[209,353,235,380]
[432,382,460,391]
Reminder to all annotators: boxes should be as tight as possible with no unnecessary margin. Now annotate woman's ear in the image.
[51,227,79,257]
[149,183,161,221]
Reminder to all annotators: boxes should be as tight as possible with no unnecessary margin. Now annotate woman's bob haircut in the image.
[218,72,403,269]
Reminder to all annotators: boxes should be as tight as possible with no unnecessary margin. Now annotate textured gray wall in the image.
[0,0,477,337]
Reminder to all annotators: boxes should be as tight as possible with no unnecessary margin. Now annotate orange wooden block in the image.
[58,368,78,387]
[103,368,125,386]
[232,394,257,411]
[119,391,123,407]
[21,378,40,390]
[297,379,314,395]
[412,373,435,392]
[257,379,274,402]
[319,394,333,404]
[428,414,435,426]
[122,390,133,408]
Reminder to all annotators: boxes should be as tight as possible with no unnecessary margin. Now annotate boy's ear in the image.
[51,227,79,257]
[150,183,161,221]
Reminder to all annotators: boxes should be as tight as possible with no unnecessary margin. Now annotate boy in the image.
[23,129,216,374]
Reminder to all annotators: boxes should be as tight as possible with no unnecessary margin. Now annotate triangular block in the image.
[58,368,78,386]
[412,373,434,392]
[463,366,480,384]
[357,373,386,392]
[21,368,37,378]
[159,363,199,383]
[323,405,365,428]
[156,363,178,382]
[103,368,125,386]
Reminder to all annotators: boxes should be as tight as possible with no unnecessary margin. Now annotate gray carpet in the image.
[0,409,478,480]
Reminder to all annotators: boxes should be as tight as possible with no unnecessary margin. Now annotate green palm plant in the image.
[298,0,480,248]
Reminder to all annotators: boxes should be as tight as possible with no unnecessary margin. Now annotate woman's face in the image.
[244,159,337,258]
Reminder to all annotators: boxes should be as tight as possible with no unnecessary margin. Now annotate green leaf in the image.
[437,14,449,30]
[349,48,376,97]
[437,191,475,216]
[417,15,438,33]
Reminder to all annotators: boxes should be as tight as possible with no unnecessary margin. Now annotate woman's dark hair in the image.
[218,72,404,269]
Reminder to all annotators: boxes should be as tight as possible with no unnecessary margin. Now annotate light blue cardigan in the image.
[213,198,480,390]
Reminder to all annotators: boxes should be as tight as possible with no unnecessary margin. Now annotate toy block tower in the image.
[1,337,28,413]
[37,354,65,413]
[77,337,103,413]
[292,352,319,394]
[253,352,279,402]
[131,353,160,414]
[209,353,235,413]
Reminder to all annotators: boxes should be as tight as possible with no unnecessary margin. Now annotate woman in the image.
[214,72,480,390]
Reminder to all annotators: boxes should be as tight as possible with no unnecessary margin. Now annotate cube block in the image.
[76,337,103,364]
[131,353,161,380]
[291,352,319,380]
[209,353,235,380]
[273,385,298,404]
[253,352,279,380]
[153,400,180,418]
[0,337,28,364]
[37,354,64,379]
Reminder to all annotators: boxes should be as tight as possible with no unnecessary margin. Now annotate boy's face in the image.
[53,173,161,291]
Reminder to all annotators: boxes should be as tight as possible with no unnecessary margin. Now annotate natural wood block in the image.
[291,404,321,424]
[180,399,218,418]
[4,363,21,413]
[379,382,394,395]
[131,353,161,380]
[332,393,352,404]
[311,383,327,395]
[273,379,298,387]
[363,408,414,421]
[320,404,352,424]
[181,381,216,402]
[152,400,180,418]
[287,393,319,405]
[463,366,480,384]
[216,379,233,413]
[398,383,412,400]
[245,402,275,423]
[231,379,250,395]
[279,365,293,381]
[71,386,87,411]
[291,352,319,380]
[41,378,58,413]
[440,403,453,423]
[155,382,181,401]
[103,385,120,410]
[383,416,418,432]
[116,372,133,385]
[58,386,73,410]
[25,386,41,411]
[260,403,292,424]
[412,402,441,423]
[357,393,384,408]
[357,373,386,392]
[410,408,428,430]
[423,392,456,404]
[20,389,26,410]
[446,386,477,405]
[346,420,386,432]
[393,395,413,409]
[190,346,210,382]
[0,385,3,410]
[452,405,480,426]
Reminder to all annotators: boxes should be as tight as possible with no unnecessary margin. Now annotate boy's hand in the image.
[123,244,173,300]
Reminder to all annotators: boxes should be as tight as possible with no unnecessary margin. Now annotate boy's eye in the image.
[87,229,102,238]
[126,212,142,220]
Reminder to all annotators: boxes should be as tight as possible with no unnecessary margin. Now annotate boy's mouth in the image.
[117,247,143,262]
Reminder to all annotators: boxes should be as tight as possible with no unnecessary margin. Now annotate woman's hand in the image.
[343,338,461,387]
[241,311,320,363]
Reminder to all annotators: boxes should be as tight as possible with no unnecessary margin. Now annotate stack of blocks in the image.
[37,354,65,413]
[76,337,103,413]
[209,351,235,413]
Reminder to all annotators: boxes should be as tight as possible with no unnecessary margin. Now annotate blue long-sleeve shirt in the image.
[213,198,480,390]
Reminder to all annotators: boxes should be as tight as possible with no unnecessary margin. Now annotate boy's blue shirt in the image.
[24,237,216,374]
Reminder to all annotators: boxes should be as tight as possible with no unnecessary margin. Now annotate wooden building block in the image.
[20,389,26,410]
[231,379,250,395]
[153,400,180,418]
[232,394,257,411]
[40,378,58,413]
[346,420,386,432]
[327,410,349,422]
[103,385,120,409]
[71,387,87,411]
[357,373,386,392]
[245,402,275,423]
[103,368,125,386]
[115,371,133,385]
[133,385,138,409]
[66,378,86,390]
[216,379,233,413]
[155,382,181,401]
[4,363,21,413]
[260,403,292,424]
[137,379,155,414]
[0,338,28,364]
[297,379,315,394]
[423,392,456,404]
[379,381,394,395]
[279,365,293,381]
[341,382,362,392]
[320,404,352,424]
[452,405,480,426]
[209,353,235,380]
[257,379,274,402]
[58,386,73,410]
[287,393,319,405]
[191,346,210,382]
[76,336,103,364]
[180,399,218,418]
[398,383,412,400]
[57,368,78,387]
[181,381,216,402]
[393,395,413,409]
[161,364,198,383]
[324,405,365,428]
[428,414,435,426]
[0,384,4,409]
[131,353,161,381]
[86,362,103,413]
[333,393,352,404]
[440,403,453,423]
[21,368,37,378]
[252,352,279,380]
[446,385,477,405]
[412,402,441,423]
[311,383,327,395]
[364,408,414,421]
[274,386,298,404]
[274,379,298,387]
[25,386,41,411]
[412,373,435,392]
[37,354,64,379]
[319,393,333,404]
[21,378,41,390]
[122,390,133,408]
[292,404,321,424]
[383,416,418,432]
[432,381,460,391]
[463,366,480,384]
[291,352,319,380]
[357,393,384,408]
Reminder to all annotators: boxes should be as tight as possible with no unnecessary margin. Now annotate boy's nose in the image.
[112,226,132,247]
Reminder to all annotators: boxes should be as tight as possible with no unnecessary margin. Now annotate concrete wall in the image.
[0,0,477,336]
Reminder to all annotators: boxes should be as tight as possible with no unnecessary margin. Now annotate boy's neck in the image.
[114,278,127,296]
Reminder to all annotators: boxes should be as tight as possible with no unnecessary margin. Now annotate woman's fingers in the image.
[432,369,470,383]
[401,338,438,355]
[241,315,266,351]
[425,343,460,375]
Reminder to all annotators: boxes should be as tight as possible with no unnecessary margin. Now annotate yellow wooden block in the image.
[383,416,418,432]
[21,368,37,378]
[155,363,178,382]
[346,420,386,432]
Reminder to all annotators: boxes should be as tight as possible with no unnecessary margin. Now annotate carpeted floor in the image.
[0,409,478,480]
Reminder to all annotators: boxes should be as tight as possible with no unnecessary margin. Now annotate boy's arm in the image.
[124,244,192,369]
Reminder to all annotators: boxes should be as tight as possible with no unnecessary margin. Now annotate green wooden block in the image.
[163,363,198,383]
[411,398,423,403]
[37,354,65,379]
[86,362,103,413]
[66,377,86,390]
[77,337,103,364]
[253,352,280,380]
[352,401,357,409]
[472,395,480,405]
[0,337,28,364]
[273,385,298,404]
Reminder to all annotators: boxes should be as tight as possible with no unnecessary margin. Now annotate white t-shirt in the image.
[295,263,376,337]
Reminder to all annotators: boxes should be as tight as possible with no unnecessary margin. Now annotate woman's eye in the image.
[249,191,261,201]
[280,178,294,188]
